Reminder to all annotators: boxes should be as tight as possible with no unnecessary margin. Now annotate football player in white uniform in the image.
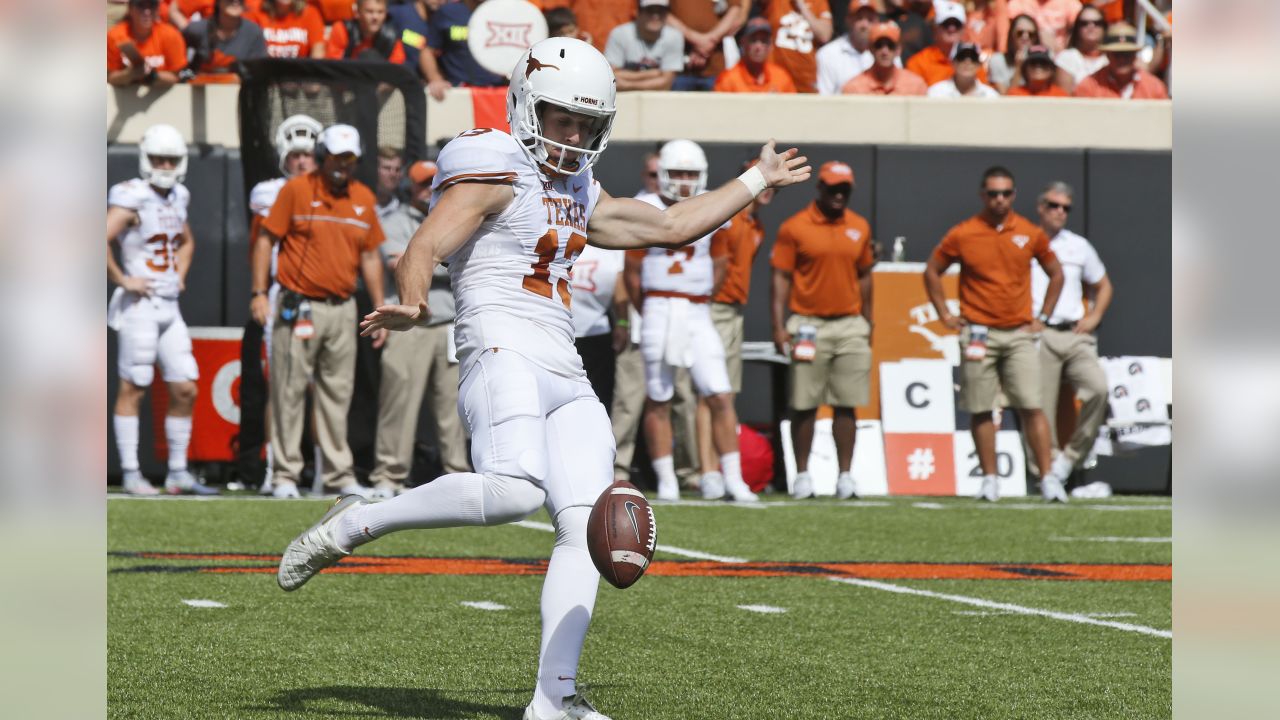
[624,140,759,503]
[107,124,217,496]
[277,37,809,720]
[247,114,321,495]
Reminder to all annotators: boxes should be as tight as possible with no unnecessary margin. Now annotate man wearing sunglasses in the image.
[1073,21,1168,99]
[905,1,989,88]
[1029,181,1112,495]
[923,166,1066,503]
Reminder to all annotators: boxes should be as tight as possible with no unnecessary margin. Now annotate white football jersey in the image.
[108,178,189,299]
[249,177,286,217]
[432,129,603,378]
[633,190,716,297]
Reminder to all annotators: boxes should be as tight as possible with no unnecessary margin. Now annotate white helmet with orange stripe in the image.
[139,124,188,190]
[507,37,616,176]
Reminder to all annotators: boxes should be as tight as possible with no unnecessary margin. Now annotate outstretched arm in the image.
[587,140,810,250]
[361,180,513,335]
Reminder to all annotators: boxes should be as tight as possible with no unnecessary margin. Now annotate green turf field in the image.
[107,494,1171,719]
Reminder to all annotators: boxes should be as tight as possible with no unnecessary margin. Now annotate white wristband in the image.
[737,165,768,198]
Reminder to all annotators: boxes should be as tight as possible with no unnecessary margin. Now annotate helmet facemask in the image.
[139,124,188,191]
[516,98,613,176]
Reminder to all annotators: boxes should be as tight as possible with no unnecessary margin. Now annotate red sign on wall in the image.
[883,433,957,496]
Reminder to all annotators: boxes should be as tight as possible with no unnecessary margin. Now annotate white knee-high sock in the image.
[165,416,192,472]
[532,506,598,719]
[720,451,743,486]
[337,472,546,552]
[114,415,140,472]
[651,455,677,486]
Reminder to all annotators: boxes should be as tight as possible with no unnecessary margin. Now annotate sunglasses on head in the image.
[1043,200,1071,212]
[985,189,1014,198]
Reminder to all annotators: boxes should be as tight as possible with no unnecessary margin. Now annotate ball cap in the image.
[319,124,362,157]
[742,17,773,37]
[818,161,855,187]
[871,21,901,45]
[408,160,438,184]
[934,0,967,26]
[953,41,982,63]
[849,0,880,13]
[1024,44,1054,65]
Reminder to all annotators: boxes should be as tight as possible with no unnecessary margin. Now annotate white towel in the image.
[663,298,694,368]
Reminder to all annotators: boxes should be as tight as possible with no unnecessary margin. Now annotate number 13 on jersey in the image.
[523,228,588,308]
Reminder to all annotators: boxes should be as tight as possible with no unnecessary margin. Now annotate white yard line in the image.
[181,599,227,608]
[460,601,509,611]
[737,604,788,614]
[1050,536,1172,543]
[830,576,1171,639]
[512,520,748,564]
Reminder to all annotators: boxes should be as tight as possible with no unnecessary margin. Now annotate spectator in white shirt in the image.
[1054,3,1107,93]
[926,41,999,97]
[1030,181,1113,485]
[815,0,888,95]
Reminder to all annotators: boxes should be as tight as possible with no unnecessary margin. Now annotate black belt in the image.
[1045,322,1075,332]
[301,294,350,305]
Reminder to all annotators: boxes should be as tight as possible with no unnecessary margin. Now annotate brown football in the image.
[587,480,657,589]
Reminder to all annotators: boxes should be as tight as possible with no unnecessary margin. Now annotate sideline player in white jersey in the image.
[277,37,809,720]
[107,124,217,496]
[624,140,759,503]
[247,114,322,496]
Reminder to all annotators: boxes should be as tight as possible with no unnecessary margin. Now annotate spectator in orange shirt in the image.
[760,0,834,93]
[312,0,354,24]
[1007,0,1081,52]
[842,21,928,95]
[252,0,326,58]
[168,0,216,30]
[669,0,750,91]
[108,0,188,88]
[182,0,268,84]
[1073,22,1167,99]
[906,1,989,87]
[541,0,636,53]
[965,0,1002,54]
[326,0,407,63]
[714,17,798,93]
[1007,44,1069,95]
[923,166,1066,503]
[771,161,876,501]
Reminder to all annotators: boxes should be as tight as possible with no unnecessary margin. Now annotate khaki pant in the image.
[369,323,470,489]
[1039,328,1108,464]
[786,314,872,410]
[711,302,745,393]
[959,326,1041,413]
[611,343,697,482]
[270,297,357,490]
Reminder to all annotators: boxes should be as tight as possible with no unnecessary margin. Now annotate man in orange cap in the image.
[714,17,797,93]
[842,21,928,95]
[770,160,876,500]
[368,159,471,499]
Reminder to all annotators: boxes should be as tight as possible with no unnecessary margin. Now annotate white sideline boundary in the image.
[830,576,1171,639]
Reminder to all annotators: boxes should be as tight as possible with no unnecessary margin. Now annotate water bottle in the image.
[892,236,906,262]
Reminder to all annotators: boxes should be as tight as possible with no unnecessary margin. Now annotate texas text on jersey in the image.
[432,127,603,380]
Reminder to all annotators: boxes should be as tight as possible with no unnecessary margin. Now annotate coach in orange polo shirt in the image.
[771,161,875,501]
[250,124,387,500]
[923,166,1066,504]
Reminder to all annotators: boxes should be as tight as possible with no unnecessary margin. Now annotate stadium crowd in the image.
[107,0,1171,98]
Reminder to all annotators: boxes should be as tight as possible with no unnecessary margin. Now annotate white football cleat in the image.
[123,471,160,496]
[791,471,814,499]
[1041,476,1069,504]
[700,472,725,500]
[335,483,372,500]
[835,472,858,500]
[523,693,611,720]
[272,481,302,499]
[977,476,1000,503]
[164,470,220,496]
[369,483,400,501]
[277,494,367,591]
[726,477,759,503]
[656,475,679,502]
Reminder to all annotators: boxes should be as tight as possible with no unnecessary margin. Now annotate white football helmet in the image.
[274,114,323,175]
[138,124,188,190]
[507,37,616,176]
[657,139,708,202]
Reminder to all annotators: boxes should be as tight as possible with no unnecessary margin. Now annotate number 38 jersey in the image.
[431,129,602,379]
[108,178,189,299]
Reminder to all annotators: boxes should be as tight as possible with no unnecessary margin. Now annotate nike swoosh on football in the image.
[624,500,643,544]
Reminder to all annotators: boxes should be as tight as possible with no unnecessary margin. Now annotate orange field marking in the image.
[116,553,1170,582]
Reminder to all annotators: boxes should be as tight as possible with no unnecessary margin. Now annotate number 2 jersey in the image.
[108,178,189,299]
[431,129,603,379]
[632,190,717,297]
